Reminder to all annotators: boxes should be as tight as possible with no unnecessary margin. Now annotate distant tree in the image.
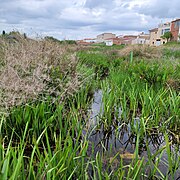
[44,36,77,45]
[161,31,172,42]
[61,40,77,45]
[44,36,60,42]
[2,30,6,35]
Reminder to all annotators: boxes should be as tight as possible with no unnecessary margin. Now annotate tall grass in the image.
[78,45,180,178]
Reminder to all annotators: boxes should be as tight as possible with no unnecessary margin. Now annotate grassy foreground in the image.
[0,37,180,179]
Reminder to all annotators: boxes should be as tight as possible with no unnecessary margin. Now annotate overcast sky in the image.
[0,0,179,40]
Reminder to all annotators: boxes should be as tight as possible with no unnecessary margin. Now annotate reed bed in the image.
[78,45,180,179]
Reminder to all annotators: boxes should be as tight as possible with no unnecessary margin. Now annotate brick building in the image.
[171,19,180,41]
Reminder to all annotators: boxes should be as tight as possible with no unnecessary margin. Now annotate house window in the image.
[175,21,180,28]
[164,29,170,33]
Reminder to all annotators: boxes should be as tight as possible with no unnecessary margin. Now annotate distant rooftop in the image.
[104,37,121,40]
[171,18,180,22]
[149,28,158,32]
[123,35,137,38]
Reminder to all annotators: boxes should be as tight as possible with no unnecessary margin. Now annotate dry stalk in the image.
[0,37,80,109]
[118,45,162,59]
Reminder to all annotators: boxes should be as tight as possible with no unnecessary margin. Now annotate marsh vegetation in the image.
[0,36,179,179]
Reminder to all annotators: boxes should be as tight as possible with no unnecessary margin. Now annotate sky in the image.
[0,0,179,40]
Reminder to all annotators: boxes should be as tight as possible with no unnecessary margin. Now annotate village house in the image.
[157,22,171,45]
[132,32,150,45]
[171,19,180,41]
[76,40,92,45]
[76,38,97,45]
[104,37,122,46]
[158,22,171,36]
[149,19,180,46]
[121,35,137,45]
[149,22,171,46]
[96,33,116,43]
[83,38,97,43]
[149,28,158,46]
[79,18,180,47]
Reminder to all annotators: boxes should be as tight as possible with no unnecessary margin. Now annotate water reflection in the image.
[86,89,180,178]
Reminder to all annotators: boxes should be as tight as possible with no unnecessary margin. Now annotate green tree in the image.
[44,36,60,43]
[161,31,172,42]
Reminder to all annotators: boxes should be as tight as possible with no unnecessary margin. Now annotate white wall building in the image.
[105,40,113,46]
[131,33,150,45]
[155,22,171,46]
[83,38,97,43]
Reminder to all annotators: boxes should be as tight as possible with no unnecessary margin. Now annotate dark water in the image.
[85,90,180,179]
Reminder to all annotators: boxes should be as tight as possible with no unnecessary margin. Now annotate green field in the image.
[0,36,179,179]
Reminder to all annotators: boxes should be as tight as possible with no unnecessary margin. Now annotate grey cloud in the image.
[84,0,113,8]
[61,20,100,29]
[134,0,180,18]
[0,0,179,40]
[0,0,66,25]
[94,15,150,32]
